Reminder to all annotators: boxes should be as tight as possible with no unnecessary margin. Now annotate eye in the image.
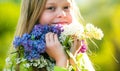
[63,6,70,11]
[46,6,56,11]
[64,6,69,9]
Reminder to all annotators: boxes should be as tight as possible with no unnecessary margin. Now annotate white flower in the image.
[5,57,12,65]
[33,63,38,67]
[85,23,104,40]
[3,68,11,71]
[60,23,84,42]
[5,57,10,63]
[16,58,21,64]
[21,58,26,62]
[23,63,31,68]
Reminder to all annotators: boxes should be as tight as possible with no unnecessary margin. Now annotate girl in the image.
[4,0,95,71]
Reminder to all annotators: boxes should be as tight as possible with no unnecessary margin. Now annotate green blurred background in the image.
[0,0,120,71]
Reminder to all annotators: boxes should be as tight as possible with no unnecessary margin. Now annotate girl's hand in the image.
[70,36,81,56]
[45,32,67,68]
[70,36,82,71]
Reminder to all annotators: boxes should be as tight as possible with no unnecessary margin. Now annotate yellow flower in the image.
[85,23,104,40]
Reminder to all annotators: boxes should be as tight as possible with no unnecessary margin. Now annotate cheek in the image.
[68,14,73,23]
[39,13,51,25]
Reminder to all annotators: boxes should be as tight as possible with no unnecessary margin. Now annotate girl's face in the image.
[39,0,73,25]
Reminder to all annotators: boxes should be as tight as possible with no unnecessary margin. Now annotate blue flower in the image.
[24,50,40,60]
[13,36,21,48]
[31,24,43,37]
[13,24,63,60]
[37,40,46,53]
[51,24,64,36]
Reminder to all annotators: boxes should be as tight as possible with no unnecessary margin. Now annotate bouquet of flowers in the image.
[5,23,104,71]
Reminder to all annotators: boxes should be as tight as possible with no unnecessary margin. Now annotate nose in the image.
[56,10,66,18]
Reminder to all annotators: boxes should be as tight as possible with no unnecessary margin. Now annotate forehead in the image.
[46,0,72,4]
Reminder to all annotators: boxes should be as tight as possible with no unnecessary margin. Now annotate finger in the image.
[54,34,61,47]
[45,32,54,46]
[70,37,81,55]
[49,32,54,42]
[76,39,81,49]
[73,37,77,48]
[54,34,59,43]
[45,33,50,43]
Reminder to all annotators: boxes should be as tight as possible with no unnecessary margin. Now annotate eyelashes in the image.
[46,6,70,11]
[47,7,56,11]
[63,6,70,9]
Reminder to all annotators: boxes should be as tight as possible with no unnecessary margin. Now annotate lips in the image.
[54,22,69,25]
[57,22,66,24]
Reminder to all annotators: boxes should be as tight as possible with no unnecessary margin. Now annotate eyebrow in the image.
[46,3,56,6]
[46,2,70,6]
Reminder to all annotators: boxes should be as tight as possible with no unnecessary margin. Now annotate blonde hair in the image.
[15,0,47,37]
[70,0,85,25]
